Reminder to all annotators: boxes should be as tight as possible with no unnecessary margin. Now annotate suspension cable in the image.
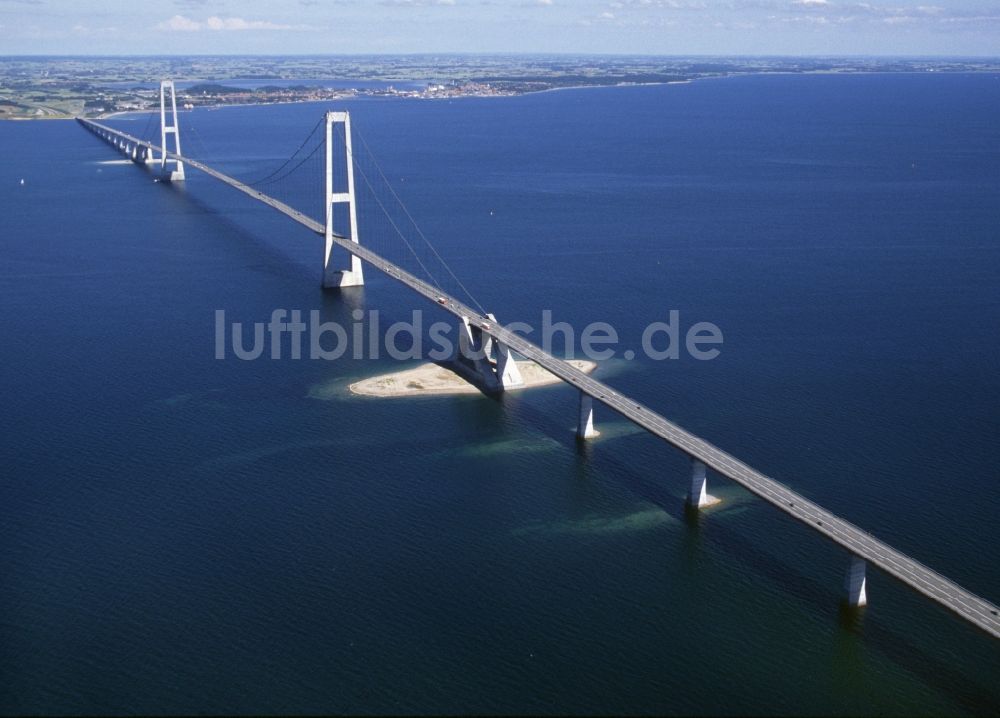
[348,149,445,291]
[354,127,488,315]
[243,116,325,186]
[252,135,325,189]
[140,109,155,146]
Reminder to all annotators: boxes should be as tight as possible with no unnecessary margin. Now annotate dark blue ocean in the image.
[2,73,999,715]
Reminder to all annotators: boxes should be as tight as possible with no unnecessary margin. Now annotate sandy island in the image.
[349,359,596,398]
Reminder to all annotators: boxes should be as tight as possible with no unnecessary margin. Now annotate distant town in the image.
[2,54,998,120]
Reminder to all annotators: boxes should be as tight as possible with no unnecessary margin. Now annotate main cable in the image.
[354,127,488,316]
[243,116,325,187]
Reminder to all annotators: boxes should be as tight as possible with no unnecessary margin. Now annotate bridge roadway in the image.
[79,118,1000,640]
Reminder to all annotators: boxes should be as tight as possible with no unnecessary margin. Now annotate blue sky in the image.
[1,0,998,55]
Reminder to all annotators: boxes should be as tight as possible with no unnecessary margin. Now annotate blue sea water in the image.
[2,73,999,715]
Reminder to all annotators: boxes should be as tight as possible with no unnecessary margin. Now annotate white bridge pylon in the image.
[153,80,185,181]
[323,111,364,289]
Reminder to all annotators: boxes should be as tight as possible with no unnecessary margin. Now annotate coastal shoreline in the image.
[10,69,993,122]
[16,76,702,122]
[95,78,689,120]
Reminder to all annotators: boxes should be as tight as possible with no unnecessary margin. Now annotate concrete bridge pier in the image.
[845,555,868,607]
[577,392,598,439]
[454,317,500,392]
[451,314,525,393]
[687,458,718,508]
[486,313,524,390]
[495,341,523,389]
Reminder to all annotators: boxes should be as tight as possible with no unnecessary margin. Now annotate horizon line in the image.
[2,52,1000,60]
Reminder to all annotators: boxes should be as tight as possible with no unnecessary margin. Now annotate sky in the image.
[0,0,998,56]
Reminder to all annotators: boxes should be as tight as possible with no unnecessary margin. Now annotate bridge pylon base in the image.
[323,267,364,289]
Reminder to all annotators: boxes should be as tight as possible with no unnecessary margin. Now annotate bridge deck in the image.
[79,118,1000,640]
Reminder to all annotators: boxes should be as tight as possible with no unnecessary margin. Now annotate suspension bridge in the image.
[77,81,1000,642]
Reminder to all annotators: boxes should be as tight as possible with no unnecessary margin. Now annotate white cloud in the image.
[792,0,829,6]
[158,14,201,31]
[156,14,297,32]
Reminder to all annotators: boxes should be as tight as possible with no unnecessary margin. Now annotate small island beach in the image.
[349,359,596,398]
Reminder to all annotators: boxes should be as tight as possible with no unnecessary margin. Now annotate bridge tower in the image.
[323,111,364,289]
[158,80,185,181]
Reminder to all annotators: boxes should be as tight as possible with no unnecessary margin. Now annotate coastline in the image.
[9,77,702,122]
[8,69,995,121]
[97,78,689,118]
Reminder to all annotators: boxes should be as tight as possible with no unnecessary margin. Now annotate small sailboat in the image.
[19,179,25,186]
